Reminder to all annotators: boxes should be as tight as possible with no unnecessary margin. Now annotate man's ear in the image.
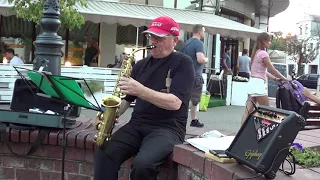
[173,36,179,46]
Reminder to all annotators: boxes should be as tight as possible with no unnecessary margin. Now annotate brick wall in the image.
[0,143,177,180]
[0,143,94,180]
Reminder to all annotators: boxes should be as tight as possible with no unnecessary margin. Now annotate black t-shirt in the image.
[124,51,195,137]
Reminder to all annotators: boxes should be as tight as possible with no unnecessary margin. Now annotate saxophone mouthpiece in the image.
[147,45,157,49]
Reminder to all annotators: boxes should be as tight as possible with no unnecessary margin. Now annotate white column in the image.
[215,34,221,72]
[205,34,213,73]
[98,23,117,67]
[179,30,185,40]
[135,27,139,48]
[244,18,251,53]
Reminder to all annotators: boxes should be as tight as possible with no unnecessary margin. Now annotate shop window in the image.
[68,21,100,66]
[1,15,33,64]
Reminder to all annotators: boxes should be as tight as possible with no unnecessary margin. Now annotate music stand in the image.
[25,71,103,180]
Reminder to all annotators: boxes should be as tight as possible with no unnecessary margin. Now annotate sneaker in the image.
[190,119,204,128]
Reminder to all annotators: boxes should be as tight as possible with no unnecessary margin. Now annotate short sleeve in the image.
[169,55,195,103]
[259,50,269,59]
[195,40,204,53]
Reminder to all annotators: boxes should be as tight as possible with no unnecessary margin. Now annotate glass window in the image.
[68,21,100,66]
[177,0,194,10]
[298,74,308,80]
[309,74,318,81]
[163,0,174,8]
[1,15,34,64]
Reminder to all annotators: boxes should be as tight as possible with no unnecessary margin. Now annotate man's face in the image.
[5,52,13,60]
[147,34,178,58]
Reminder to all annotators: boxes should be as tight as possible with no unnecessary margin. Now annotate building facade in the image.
[286,14,320,75]
[0,0,289,71]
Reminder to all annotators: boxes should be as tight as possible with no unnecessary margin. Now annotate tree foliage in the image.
[8,0,88,30]
[269,31,286,51]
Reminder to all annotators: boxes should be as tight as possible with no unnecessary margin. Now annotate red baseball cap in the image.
[142,16,180,37]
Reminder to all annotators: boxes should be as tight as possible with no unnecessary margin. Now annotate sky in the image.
[269,0,320,35]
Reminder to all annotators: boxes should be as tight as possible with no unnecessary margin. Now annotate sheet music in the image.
[186,136,235,153]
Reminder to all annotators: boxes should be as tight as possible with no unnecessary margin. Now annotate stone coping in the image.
[172,144,320,180]
[1,115,320,180]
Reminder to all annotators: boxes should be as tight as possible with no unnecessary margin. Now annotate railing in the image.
[0,64,120,103]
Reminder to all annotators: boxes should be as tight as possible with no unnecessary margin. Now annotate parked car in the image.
[296,74,320,89]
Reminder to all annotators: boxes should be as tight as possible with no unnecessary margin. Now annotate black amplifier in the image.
[225,105,306,179]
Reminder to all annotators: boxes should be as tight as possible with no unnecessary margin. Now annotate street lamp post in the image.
[33,0,64,75]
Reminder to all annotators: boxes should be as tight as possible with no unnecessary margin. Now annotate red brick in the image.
[29,130,40,144]
[66,148,86,161]
[211,163,234,180]
[2,143,27,155]
[204,158,214,179]
[16,168,40,180]
[0,167,15,179]
[118,168,130,180]
[41,171,62,180]
[48,131,60,146]
[177,165,192,180]
[42,145,63,158]
[161,153,174,168]
[79,163,94,176]
[85,150,94,163]
[10,129,20,142]
[121,157,134,169]
[54,160,80,174]
[85,133,95,150]
[189,151,205,174]
[172,144,199,166]
[20,130,30,143]
[67,173,91,180]
[76,130,93,149]
[2,156,24,168]
[25,158,54,171]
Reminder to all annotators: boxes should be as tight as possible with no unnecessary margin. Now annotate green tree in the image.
[286,34,320,76]
[8,0,88,30]
[269,31,286,51]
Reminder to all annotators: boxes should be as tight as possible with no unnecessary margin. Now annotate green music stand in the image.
[26,71,102,112]
[26,71,102,180]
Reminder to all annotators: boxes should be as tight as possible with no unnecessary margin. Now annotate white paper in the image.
[186,136,235,153]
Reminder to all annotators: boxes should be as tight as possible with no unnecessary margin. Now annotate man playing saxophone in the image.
[94,16,196,180]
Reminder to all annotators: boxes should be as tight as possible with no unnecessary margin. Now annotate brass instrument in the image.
[94,45,156,147]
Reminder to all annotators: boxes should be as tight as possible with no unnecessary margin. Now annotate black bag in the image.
[276,85,302,113]
[276,81,310,119]
[0,78,81,157]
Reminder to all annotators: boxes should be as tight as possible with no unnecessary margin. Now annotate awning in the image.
[0,0,265,39]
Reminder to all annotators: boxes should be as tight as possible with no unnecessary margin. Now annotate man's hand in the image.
[118,77,145,96]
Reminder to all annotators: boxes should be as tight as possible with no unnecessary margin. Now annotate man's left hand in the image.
[118,77,145,96]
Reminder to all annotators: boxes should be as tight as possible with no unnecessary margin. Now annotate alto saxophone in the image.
[94,45,156,147]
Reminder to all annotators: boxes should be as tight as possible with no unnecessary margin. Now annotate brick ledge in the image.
[172,144,320,180]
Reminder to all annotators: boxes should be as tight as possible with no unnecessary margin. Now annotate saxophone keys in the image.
[93,134,98,142]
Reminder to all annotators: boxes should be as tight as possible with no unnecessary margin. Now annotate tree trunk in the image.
[297,53,304,76]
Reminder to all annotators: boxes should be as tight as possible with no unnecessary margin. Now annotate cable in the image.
[233,147,296,180]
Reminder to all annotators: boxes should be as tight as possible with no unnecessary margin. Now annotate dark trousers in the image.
[94,122,183,180]
[238,72,250,79]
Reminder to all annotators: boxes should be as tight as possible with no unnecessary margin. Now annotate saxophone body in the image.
[94,45,156,147]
